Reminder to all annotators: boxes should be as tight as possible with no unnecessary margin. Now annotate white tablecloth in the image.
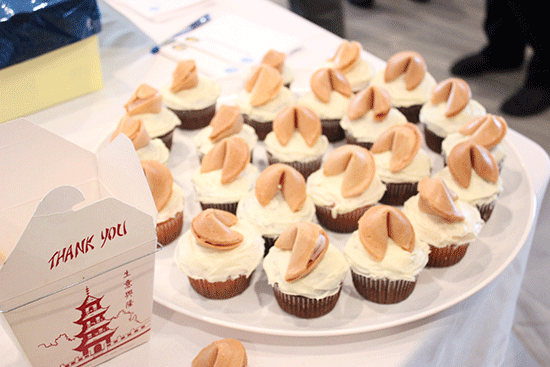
[1,1,549,366]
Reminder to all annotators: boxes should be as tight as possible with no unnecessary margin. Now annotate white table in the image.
[1,1,549,366]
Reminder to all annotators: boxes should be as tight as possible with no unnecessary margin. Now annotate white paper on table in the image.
[106,0,209,22]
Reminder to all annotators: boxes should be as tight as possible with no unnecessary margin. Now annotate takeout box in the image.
[0,119,158,367]
[0,0,103,123]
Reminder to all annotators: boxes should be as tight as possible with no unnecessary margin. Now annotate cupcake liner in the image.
[200,201,239,215]
[427,243,470,267]
[272,283,342,318]
[344,133,373,150]
[379,182,419,206]
[266,152,322,179]
[156,211,183,246]
[171,104,216,130]
[188,273,253,299]
[321,118,345,142]
[397,104,422,124]
[423,125,445,154]
[243,115,272,141]
[156,128,175,151]
[262,235,278,257]
[315,204,373,233]
[351,271,417,304]
[477,200,496,222]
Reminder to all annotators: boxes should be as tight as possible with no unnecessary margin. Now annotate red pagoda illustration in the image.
[73,287,117,358]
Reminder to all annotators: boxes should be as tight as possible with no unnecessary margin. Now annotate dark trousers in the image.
[289,0,346,38]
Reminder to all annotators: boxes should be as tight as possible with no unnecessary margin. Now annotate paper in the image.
[107,0,208,22]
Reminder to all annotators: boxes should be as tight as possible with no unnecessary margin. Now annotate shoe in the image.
[500,85,550,117]
[450,49,522,77]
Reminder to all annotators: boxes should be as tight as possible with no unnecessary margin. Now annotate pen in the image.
[150,14,211,54]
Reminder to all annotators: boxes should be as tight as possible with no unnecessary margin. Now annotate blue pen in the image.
[151,14,211,54]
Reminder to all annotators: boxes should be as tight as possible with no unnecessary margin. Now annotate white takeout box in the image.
[0,119,158,367]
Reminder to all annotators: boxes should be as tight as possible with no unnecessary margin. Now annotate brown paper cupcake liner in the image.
[188,272,254,299]
[170,104,216,130]
[156,211,183,246]
[380,181,419,206]
[427,243,470,267]
[397,104,422,124]
[243,115,272,141]
[423,125,445,154]
[156,128,175,150]
[477,200,496,222]
[200,201,239,215]
[351,271,417,304]
[272,283,342,318]
[315,204,373,233]
[344,133,373,150]
[266,152,322,179]
[321,118,345,142]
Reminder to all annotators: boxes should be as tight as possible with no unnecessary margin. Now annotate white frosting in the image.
[236,87,296,122]
[419,99,487,138]
[174,220,264,282]
[160,76,221,110]
[264,131,329,163]
[373,149,432,183]
[263,243,349,299]
[442,133,508,166]
[403,195,483,248]
[157,183,185,224]
[344,232,429,281]
[297,91,351,120]
[192,164,259,204]
[194,124,258,157]
[236,191,316,238]
[136,138,170,165]
[306,170,386,218]
[339,108,408,143]
[370,71,437,107]
[133,107,180,138]
[435,167,503,206]
[324,58,373,92]
[281,65,295,85]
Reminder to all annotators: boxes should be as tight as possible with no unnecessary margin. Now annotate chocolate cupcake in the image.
[160,60,220,130]
[192,136,259,214]
[141,160,184,246]
[307,145,386,233]
[264,105,329,179]
[324,40,373,92]
[297,68,352,142]
[344,205,429,304]
[175,209,264,299]
[403,177,483,267]
[370,123,432,206]
[263,222,349,318]
[340,85,408,149]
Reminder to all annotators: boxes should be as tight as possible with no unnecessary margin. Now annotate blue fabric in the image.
[0,0,101,68]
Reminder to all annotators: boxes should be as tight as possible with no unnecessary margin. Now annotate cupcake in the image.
[124,84,180,150]
[370,51,437,124]
[175,209,264,299]
[420,78,487,154]
[236,163,316,255]
[297,67,352,142]
[141,160,184,246]
[260,49,295,88]
[403,177,483,267]
[340,85,408,149]
[324,40,373,92]
[193,104,258,162]
[160,60,220,130]
[435,141,503,221]
[192,339,247,367]
[263,222,349,318]
[344,205,429,304]
[307,145,386,233]
[264,105,329,179]
[192,136,259,214]
[236,64,296,140]
[111,115,170,164]
[370,123,432,206]
[442,114,508,171]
